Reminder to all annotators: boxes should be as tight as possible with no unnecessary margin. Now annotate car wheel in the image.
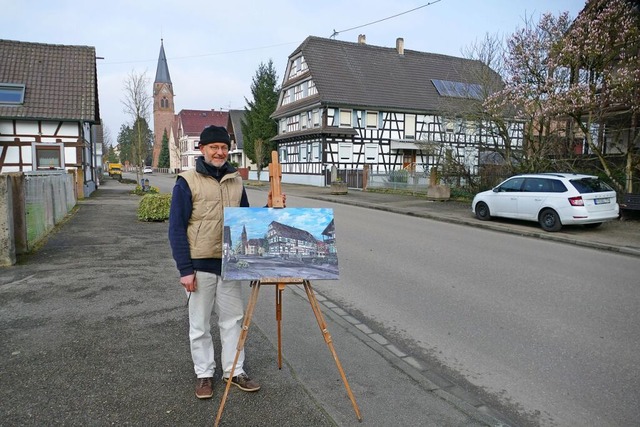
[475,202,491,221]
[539,209,562,232]
[584,222,602,229]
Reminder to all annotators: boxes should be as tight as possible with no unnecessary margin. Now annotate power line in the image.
[330,0,444,39]
[100,41,298,66]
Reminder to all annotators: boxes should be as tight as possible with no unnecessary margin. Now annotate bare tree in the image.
[122,70,152,184]
[253,138,265,182]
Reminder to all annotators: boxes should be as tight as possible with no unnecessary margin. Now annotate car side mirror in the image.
[492,187,499,193]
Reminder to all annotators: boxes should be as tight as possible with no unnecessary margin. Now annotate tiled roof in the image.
[269,221,316,243]
[0,39,99,122]
[273,36,500,118]
[177,109,229,136]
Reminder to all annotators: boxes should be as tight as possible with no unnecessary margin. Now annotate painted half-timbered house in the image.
[0,39,101,196]
[271,35,524,188]
[266,221,318,258]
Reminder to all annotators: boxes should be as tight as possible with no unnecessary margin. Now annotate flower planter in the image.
[330,182,348,195]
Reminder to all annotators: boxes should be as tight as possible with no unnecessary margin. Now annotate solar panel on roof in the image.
[431,79,483,100]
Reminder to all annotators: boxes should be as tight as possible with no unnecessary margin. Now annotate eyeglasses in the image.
[208,145,229,152]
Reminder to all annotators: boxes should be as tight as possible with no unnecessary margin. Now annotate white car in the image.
[472,173,619,232]
[143,166,153,174]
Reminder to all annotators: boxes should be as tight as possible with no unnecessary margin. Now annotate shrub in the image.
[137,193,171,222]
[388,169,409,183]
[131,185,159,196]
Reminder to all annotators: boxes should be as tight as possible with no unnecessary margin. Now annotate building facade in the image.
[0,39,101,197]
[271,36,524,188]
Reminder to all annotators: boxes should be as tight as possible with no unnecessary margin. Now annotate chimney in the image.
[358,34,366,44]
[396,37,404,55]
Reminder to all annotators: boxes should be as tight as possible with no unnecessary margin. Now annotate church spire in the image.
[154,39,172,84]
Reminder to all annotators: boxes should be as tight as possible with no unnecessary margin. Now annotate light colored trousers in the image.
[188,271,245,379]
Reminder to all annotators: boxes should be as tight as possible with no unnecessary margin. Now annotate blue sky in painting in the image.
[224,207,334,244]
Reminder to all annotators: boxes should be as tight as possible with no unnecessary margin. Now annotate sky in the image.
[3,0,586,144]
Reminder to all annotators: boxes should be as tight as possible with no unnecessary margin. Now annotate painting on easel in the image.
[222,207,339,281]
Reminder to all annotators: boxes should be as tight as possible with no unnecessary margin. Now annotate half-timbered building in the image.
[0,39,101,196]
[267,221,317,258]
[271,35,524,188]
[173,109,228,170]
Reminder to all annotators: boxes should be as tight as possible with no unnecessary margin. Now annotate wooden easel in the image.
[214,152,362,426]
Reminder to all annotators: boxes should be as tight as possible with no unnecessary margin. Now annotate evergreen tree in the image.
[158,129,171,168]
[132,116,153,168]
[241,60,279,180]
[117,124,133,164]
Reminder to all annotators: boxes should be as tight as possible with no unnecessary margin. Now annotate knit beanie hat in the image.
[199,125,231,147]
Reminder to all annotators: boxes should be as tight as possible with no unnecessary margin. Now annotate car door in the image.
[517,178,550,220]
[491,177,524,218]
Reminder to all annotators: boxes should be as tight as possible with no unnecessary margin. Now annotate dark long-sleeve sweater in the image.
[168,158,249,277]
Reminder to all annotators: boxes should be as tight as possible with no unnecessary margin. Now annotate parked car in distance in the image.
[143,166,153,174]
[472,173,619,232]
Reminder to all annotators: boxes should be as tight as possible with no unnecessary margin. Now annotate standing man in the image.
[169,125,265,399]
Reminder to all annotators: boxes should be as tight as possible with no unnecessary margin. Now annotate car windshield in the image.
[570,178,614,194]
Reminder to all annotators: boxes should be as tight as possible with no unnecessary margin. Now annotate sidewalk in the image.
[1,179,637,426]
[0,178,501,427]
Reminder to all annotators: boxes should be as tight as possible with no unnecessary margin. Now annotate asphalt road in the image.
[260,192,639,427]
[129,171,640,426]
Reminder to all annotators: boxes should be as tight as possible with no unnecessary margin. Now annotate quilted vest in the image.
[179,169,243,259]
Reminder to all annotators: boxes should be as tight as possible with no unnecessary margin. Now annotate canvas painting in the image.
[222,207,339,281]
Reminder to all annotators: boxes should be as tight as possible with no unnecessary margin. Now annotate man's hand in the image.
[267,191,286,208]
[181,273,197,292]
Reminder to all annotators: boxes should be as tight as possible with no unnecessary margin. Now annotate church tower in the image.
[152,39,175,168]
[241,225,248,255]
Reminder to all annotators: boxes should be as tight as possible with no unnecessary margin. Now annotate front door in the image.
[402,151,415,171]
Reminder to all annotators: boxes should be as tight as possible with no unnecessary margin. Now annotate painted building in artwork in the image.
[266,221,318,258]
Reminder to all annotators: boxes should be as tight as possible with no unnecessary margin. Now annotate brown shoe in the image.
[224,373,260,392]
[195,377,214,399]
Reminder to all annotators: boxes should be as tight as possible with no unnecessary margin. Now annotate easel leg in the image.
[276,283,285,369]
[303,280,363,421]
[214,280,261,427]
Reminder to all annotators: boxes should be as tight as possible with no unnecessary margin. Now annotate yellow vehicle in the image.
[108,163,123,180]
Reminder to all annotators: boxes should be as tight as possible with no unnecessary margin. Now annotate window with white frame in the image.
[307,80,317,96]
[312,109,320,127]
[34,144,63,169]
[405,114,416,139]
[338,143,352,162]
[287,56,308,79]
[339,110,352,127]
[301,111,310,129]
[364,144,378,163]
[287,115,299,133]
[0,83,26,104]
[280,119,287,133]
[366,111,378,128]
[282,89,291,106]
[294,84,303,101]
[279,147,288,162]
[312,142,320,161]
[299,144,308,161]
